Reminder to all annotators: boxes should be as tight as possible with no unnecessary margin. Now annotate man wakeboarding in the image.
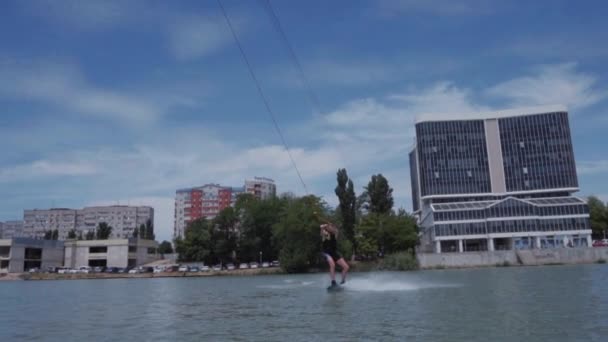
[319,220,350,290]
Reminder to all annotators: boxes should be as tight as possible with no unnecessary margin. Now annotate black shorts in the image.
[322,251,342,261]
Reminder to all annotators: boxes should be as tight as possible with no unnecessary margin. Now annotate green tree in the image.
[78,231,83,240]
[238,196,286,263]
[95,222,113,240]
[356,210,418,257]
[52,229,59,240]
[85,230,95,240]
[43,230,52,240]
[145,219,155,240]
[362,174,394,215]
[588,196,608,239]
[213,207,239,263]
[132,227,139,238]
[175,218,213,262]
[158,240,173,254]
[273,196,325,272]
[67,229,77,239]
[335,168,357,258]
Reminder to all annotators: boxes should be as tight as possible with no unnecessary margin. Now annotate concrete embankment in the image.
[417,247,608,269]
[16,267,284,281]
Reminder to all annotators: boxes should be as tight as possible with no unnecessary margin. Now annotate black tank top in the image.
[322,233,337,253]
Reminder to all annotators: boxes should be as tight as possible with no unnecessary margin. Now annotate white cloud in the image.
[0,160,98,181]
[486,63,606,110]
[0,60,161,123]
[167,15,233,61]
[577,160,608,175]
[0,59,208,124]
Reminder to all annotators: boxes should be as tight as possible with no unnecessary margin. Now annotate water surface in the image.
[1,265,608,341]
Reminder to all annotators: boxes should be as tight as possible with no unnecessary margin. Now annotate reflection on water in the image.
[1,266,607,341]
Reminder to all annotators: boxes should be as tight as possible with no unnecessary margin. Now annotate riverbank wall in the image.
[417,247,608,269]
[4,267,284,281]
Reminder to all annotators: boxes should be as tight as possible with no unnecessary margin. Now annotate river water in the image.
[1,265,608,341]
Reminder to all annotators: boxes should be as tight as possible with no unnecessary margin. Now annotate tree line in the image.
[175,170,419,272]
[589,196,608,239]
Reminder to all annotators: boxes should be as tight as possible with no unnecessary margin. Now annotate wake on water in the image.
[257,273,458,292]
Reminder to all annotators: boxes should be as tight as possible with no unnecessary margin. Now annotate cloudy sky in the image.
[1,0,608,241]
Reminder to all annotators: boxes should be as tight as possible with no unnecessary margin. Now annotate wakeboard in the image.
[327,284,344,292]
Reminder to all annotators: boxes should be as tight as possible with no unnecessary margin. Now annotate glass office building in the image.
[410,105,591,253]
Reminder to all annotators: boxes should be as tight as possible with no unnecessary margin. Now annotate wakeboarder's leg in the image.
[326,254,337,286]
[337,258,349,284]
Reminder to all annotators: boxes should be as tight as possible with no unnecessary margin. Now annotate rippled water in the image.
[1,265,608,341]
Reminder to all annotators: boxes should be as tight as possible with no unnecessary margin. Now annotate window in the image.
[89,246,107,253]
[147,247,156,254]
[522,167,528,175]
[467,170,472,177]
[434,172,440,179]
[128,246,137,253]
[519,141,525,148]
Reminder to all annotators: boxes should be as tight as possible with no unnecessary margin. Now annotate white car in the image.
[128,268,139,274]
[239,263,249,269]
[153,267,164,273]
[212,265,222,271]
[78,266,91,274]
[201,266,210,272]
[227,264,235,271]
[58,268,67,274]
[178,266,188,272]
[261,262,270,268]
[249,262,259,269]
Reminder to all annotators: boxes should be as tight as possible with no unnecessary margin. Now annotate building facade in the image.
[0,220,24,239]
[0,238,64,273]
[245,177,277,200]
[64,239,158,268]
[174,177,276,239]
[23,206,154,240]
[410,105,591,253]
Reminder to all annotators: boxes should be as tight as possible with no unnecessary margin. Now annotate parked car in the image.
[58,268,68,274]
[239,263,249,269]
[201,265,210,272]
[78,266,91,274]
[271,260,280,267]
[105,267,118,273]
[28,268,40,273]
[261,262,270,268]
[249,262,259,269]
[178,265,188,272]
[189,266,200,272]
[117,268,128,273]
[593,240,608,247]
[226,263,235,271]
[212,265,222,271]
[93,266,104,273]
[153,266,164,273]
[128,268,139,274]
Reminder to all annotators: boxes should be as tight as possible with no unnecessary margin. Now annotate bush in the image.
[379,251,418,271]
[597,259,606,264]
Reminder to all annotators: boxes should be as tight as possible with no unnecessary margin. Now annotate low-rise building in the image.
[63,239,159,268]
[0,238,64,273]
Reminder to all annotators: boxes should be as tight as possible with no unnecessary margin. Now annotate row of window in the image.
[435,217,590,236]
[434,202,588,222]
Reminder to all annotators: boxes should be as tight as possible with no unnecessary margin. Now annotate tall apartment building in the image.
[410,105,591,253]
[0,221,24,239]
[22,206,154,240]
[174,177,276,239]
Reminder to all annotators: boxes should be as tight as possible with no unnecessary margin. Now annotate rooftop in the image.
[415,104,567,123]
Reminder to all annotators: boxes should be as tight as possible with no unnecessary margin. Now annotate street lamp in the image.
[259,251,262,264]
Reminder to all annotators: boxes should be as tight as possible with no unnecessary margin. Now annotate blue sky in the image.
[1,0,608,242]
